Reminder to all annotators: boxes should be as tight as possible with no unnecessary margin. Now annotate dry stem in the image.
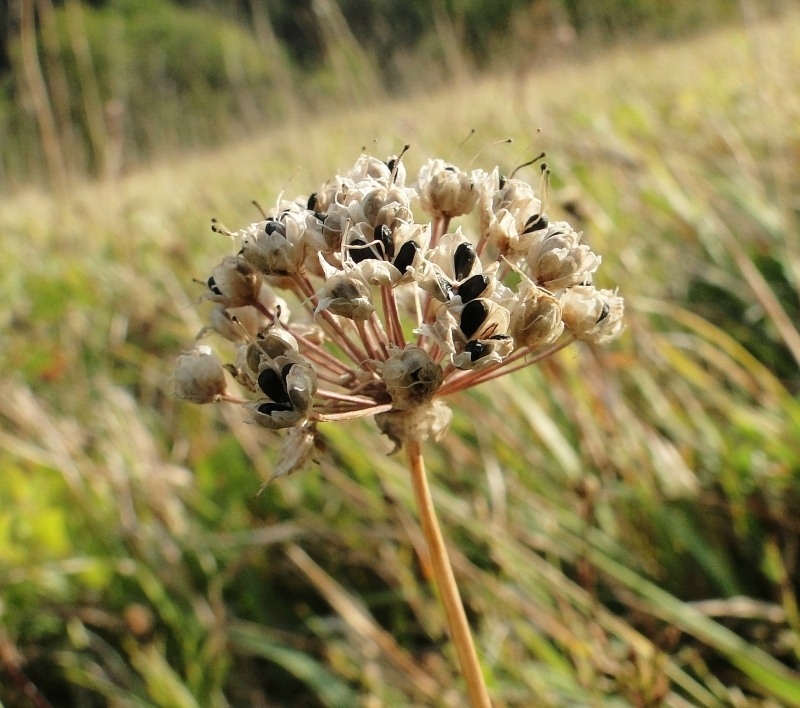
[405,439,491,707]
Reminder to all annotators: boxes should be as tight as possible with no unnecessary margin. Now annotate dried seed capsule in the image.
[285,360,316,412]
[174,346,228,403]
[315,274,374,320]
[526,222,600,291]
[382,346,444,411]
[560,285,624,344]
[246,356,317,430]
[509,282,564,349]
[463,334,514,364]
[204,257,261,307]
[240,218,302,276]
[418,160,478,218]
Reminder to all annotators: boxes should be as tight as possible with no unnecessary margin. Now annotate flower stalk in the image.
[406,439,492,707]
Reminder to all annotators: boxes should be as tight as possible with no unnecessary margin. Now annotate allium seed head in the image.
[177,147,624,470]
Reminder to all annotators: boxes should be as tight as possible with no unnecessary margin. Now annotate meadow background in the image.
[1,0,800,705]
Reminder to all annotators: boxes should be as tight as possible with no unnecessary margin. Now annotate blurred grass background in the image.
[1,0,800,705]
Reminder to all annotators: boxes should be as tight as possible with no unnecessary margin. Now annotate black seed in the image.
[460,299,489,339]
[257,368,290,404]
[349,238,376,263]
[307,192,318,211]
[281,362,295,380]
[454,243,477,281]
[458,274,489,303]
[374,224,394,260]
[465,340,489,362]
[386,158,397,173]
[523,213,548,234]
[393,240,419,273]
[314,211,327,222]
[596,301,610,323]
[257,401,293,416]
[207,276,222,296]
[264,220,286,237]
[409,367,422,382]
[445,166,457,173]
[498,175,507,190]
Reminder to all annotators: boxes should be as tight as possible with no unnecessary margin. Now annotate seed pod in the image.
[509,282,564,349]
[315,274,374,321]
[526,222,600,291]
[174,346,228,403]
[204,257,261,308]
[418,160,478,218]
[246,356,317,430]
[321,211,347,251]
[240,218,302,276]
[382,346,444,411]
[242,319,299,377]
[560,285,624,344]
[454,334,514,370]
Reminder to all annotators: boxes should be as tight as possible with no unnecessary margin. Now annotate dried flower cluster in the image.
[175,148,624,477]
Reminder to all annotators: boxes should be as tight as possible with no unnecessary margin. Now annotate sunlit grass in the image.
[1,8,799,706]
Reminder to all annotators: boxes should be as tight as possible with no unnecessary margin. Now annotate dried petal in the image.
[376,400,453,452]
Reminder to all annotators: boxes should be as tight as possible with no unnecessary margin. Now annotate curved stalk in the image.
[405,440,491,707]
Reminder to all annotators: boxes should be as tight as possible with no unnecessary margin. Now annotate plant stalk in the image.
[405,439,491,707]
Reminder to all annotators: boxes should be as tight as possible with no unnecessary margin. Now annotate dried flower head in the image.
[176,147,623,481]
